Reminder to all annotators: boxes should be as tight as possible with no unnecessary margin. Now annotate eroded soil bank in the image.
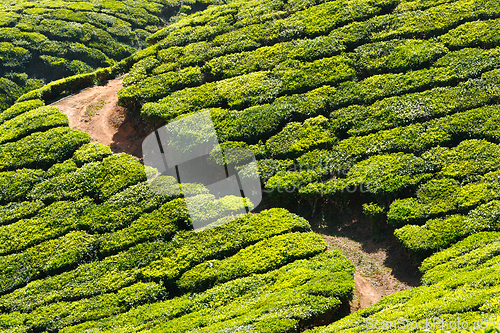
[51,78,152,158]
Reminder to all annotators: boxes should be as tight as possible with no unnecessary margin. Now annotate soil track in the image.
[51,78,152,158]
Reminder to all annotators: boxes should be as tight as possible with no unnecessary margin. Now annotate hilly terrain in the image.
[0,0,217,111]
[1,0,500,332]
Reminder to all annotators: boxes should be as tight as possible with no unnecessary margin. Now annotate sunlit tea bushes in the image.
[177,231,326,292]
[304,232,500,333]
[0,198,91,255]
[388,171,500,226]
[72,142,112,167]
[0,0,220,111]
[20,282,164,332]
[0,106,68,144]
[0,99,44,125]
[28,153,146,202]
[0,168,46,203]
[0,200,44,226]
[3,0,500,331]
[140,208,312,282]
[395,199,500,255]
[0,127,90,171]
[98,198,190,256]
[0,230,98,294]
[440,18,500,49]
[60,251,354,333]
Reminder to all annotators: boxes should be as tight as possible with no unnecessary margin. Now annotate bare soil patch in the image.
[309,199,422,313]
[51,78,153,158]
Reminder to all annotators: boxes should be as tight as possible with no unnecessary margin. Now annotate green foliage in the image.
[118,66,204,107]
[177,232,327,293]
[388,172,500,226]
[72,142,112,167]
[294,152,433,198]
[440,18,500,49]
[45,159,78,178]
[28,153,146,202]
[330,67,500,136]
[142,56,354,119]
[265,115,334,158]
[354,39,448,73]
[0,198,90,255]
[78,176,207,233]
[212,85,334,144]
[424,139,500,180]
[362,202,385,222]
[0,126,90,171]
[98,198,190,256]
[0,168,45,203]
[20,282,164,332]
[16,67,114,103]
[305,237,500,333]
[0,231,98,294]
[395,199,500,255]
[0,106,68,144]
[4,0,500,331]
[141,208,311,283]
[0,200,44,226]
[0,99,44,124]
[203,34,346,79]
[0,0,208,110]
[0,241,168,313]
[60,251,354,333]
[420,232,500,285]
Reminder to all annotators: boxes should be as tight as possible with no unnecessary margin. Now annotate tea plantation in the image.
[2,0,500,331]
[0,0,226,111]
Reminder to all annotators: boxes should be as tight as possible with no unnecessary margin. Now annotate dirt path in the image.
[354,273,382,309]
[310,200,422,313]
[51,78,151,158]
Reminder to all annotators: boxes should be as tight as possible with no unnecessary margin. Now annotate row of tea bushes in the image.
[0,99,45,124]
[184,51,500,150]
[304,232,500,333]
[27,153,146,203]
[60,251,354,333]
[176,231,326,293]
[141,55,355,119]
[0,198,91,256]
[0,0,219,110]
[0,106,68,145]
[0,209,311,313]
[330,62,500,137]
[120,37,445,107]
[0,231,98,294]
[394,199,500,256]
[119,0,500,122]
[0,127,90,172]
[263,101,500,199]
[387,171,500,226]
[2,282,164,333]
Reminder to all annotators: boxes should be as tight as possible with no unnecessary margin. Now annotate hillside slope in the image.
[1,0,500,331]
[0,0,219,111]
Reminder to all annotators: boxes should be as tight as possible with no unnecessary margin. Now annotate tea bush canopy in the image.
[2,0,500,331]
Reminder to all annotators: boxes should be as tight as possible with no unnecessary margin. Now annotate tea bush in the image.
[3,0,500,331]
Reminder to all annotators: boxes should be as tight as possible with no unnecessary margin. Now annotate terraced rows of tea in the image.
[1,0,500,331]
[0,0,222,111]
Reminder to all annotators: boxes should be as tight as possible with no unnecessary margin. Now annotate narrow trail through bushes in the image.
[309,200,422,312]
[51,78,152,158]
[50,79,421,316]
